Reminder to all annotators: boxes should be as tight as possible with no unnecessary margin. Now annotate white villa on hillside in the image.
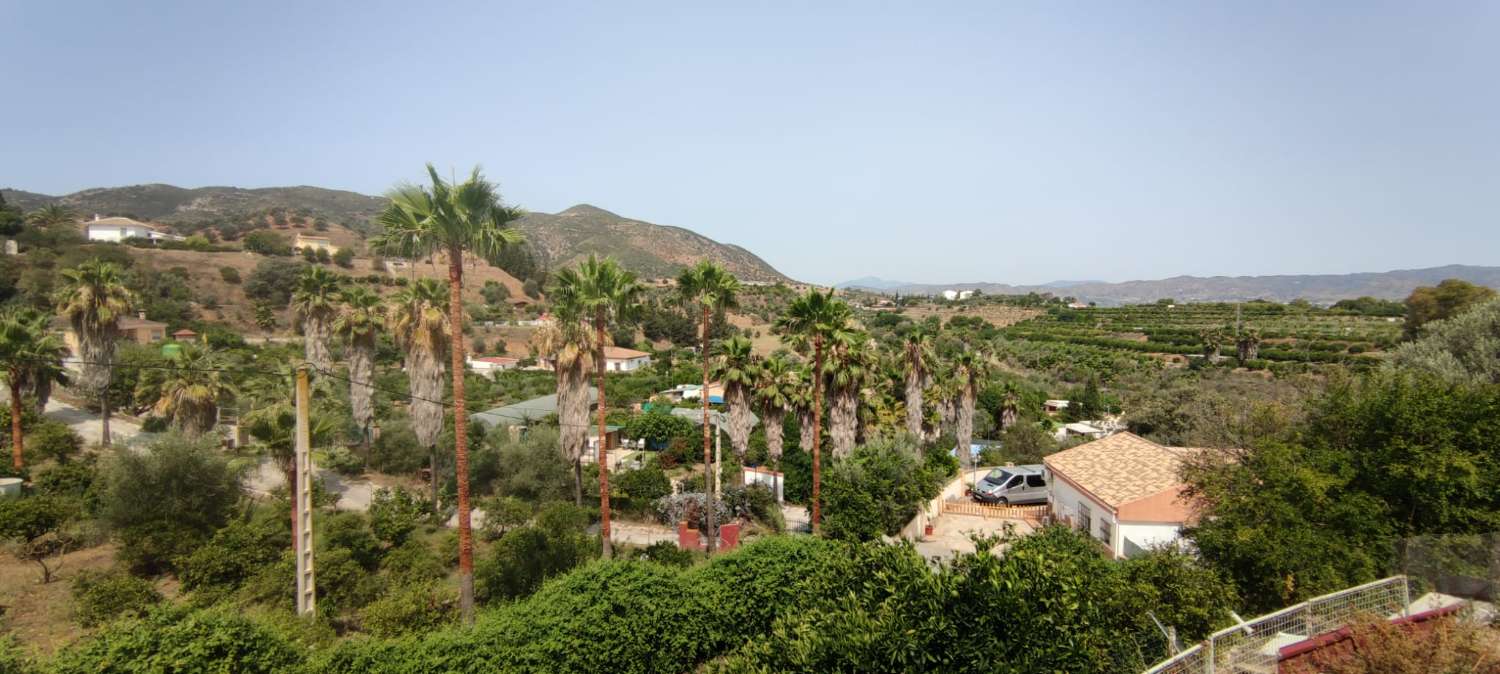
[1043,432,1210,558]
[603,346,651,372]
[83,216,182,243]
[294,233,339,254]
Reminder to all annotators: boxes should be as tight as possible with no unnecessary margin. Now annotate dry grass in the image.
[0,544,118,657]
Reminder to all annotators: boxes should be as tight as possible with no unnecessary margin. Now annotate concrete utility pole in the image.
[293,366,316,617]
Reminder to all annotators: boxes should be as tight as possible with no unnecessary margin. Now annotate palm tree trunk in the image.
[701,305,716,553]
[446,249,476,625]
[10,381,23,470]
[595,317,613,559]
[764,406,785,462]
[798,409,814,454]
[811,336,824,533]
[905,355,924,441]
[958,384,975,486]
[100,371,112,449]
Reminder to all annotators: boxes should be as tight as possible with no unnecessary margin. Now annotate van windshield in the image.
[985,469,1011,482]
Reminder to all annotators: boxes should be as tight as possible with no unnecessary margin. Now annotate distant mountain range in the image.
[841,265,1500,305]
[2,184,790,282]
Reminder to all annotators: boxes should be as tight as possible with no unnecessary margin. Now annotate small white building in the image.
[603,346,651,372]
[466,355,519,376]
[1043,432,1207,558]
[1043,399,1070,415]
[293,233,339,254]
[1055,421,1109,441]
[83,216,182,243]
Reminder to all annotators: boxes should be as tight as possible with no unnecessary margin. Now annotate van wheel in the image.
[997,497,1009,505]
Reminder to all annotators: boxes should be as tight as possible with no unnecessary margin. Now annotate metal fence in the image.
[1142,576,1410,674]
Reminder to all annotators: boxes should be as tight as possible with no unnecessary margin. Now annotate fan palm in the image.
[371,164,523,623]
[333,286,383,450]
[0,309,68,469]
[290,266,342,372]
[952,348,992,484]
[789,364,816,454]
[54,260,136,447]
[387,279,451,506]
[676,261,740,553]
[1236,328,1261,364]
[25,204,77,228]
[528,307,596,505]
[712,335,758,467]
[901,327,934,445]
[754,353,796,462]
[550,255,642,559]
[136,344,234,436]
[826,329,872,459]
[773,289,851,533]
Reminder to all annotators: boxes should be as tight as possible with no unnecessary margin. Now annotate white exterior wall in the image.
[1118,522,1183,555]
[1046,471,1122,556]
[607,355,650,372]
[86,224,153,242]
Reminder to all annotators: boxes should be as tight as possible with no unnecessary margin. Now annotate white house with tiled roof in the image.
[1043,432,1208,558]
[603,345,651,372]
[83,216,182,243]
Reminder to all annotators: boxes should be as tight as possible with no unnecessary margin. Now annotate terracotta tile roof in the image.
[1043,432,1190,509]
[603,346,650,359]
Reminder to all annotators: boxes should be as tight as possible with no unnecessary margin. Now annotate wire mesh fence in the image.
[1142,576,1409,674]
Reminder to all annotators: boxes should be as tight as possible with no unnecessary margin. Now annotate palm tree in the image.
[754,353,796,462]
[54,260,135,447]
[1236,328,1261,364]
[789,364,816,454]
[136,344,234,436]
[0,309,68,470]
[528,307,596,506]
[25,204,77,228]
[825,329,871,459]
[371,164,524,624]
[952,348,991,485]
[551,256,642,559]
[290,266,341,372]
[387,279,451,507]
[333,286,383,452]
[773,289,851,533]
[998,381,1021,431]
[1200,326,1227,361]
[676,261,740,553]
[713,335,758,467]
[901,327,934,444]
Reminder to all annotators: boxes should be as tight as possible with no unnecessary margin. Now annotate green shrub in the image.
[614,463,671,512]
[358,581,456,638]
[25,422,82,464]
[322,446,364,476]
[380,537,446,586]
[178,519,283,601]
[634,540,696,568]
[821,437,944,541]
[219,266,241,284]
[51,606,302,674]
[476,502,596,603]
[96,435,241,573]
[368,487,428,545]
[476,495,532,542]
[321,511,383,570]
[243,230,292,257]
[0,636,36,674]
[70,568,162,627]
[333,247,355,268]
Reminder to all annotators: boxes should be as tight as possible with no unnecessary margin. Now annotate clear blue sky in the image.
[3,1,1496,285]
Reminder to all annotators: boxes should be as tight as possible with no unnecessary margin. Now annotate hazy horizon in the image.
[4,1,1497,286]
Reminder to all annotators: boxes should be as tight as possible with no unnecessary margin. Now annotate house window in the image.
[1098,519,1113,546]
[1078,505,1091,535]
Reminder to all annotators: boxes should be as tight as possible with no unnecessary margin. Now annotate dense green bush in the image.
[380,537,447,586]
[476,503,597,603]
[613,463,672,513]
[96,435,242,573]
[477,428,571,502]
[821,437,949,541]
[243,230,293,257]
[70,568,162,627]
[368,417,427,475]
[367,487,428,546]
[218,266,242,284]
[358,581,457,638]
[50,606,301,674]
[24,421,82,464]
[178,518,284,602]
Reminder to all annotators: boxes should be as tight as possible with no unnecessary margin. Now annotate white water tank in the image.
[0,477,22,497]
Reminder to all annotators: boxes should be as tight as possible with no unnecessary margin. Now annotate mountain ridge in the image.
[2,184,791,282]
[845,264,1500,305]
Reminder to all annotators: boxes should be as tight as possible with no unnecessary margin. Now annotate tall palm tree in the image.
[290,266,342,372]
[25,204,77,228]
[333,286,383,452]
[754,353,796,462]
[790,364,816,454]
[952,348,991,484]
[1200,326,1227,361]
[676,261,740,553]
[0,309,68,470]
[901,327,934,445]
[773,289,851,533]
[136,344,234,436]
[528,305,596,506]
[998,381,1021,431]
[713,335,758,468]
[54,260,135,447]
[371,164,523,623]
[825,329,871,459]
[387,279,451,508]
[551,255,642,559]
